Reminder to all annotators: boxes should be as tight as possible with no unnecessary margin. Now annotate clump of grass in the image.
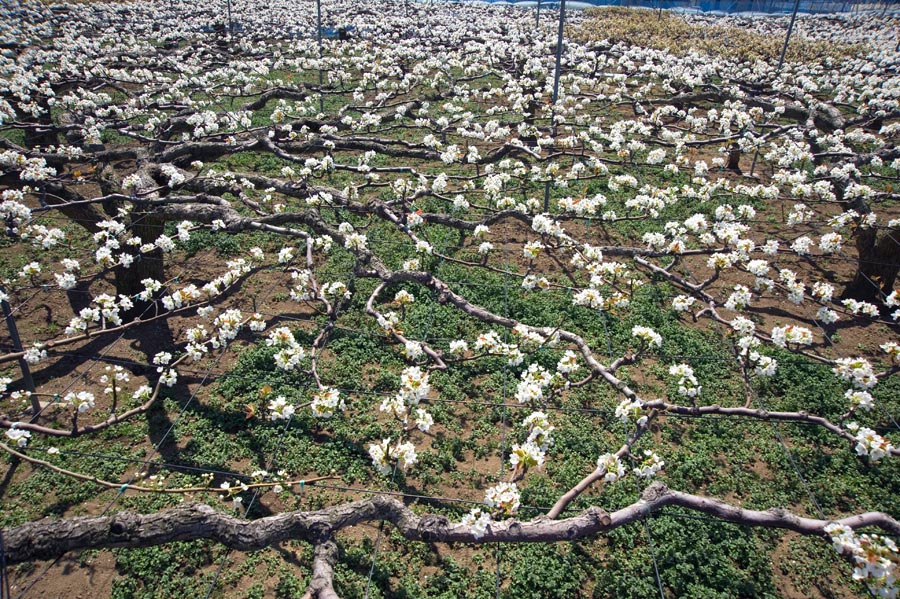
[572,7,865,63]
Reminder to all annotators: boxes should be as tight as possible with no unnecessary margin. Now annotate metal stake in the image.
[317,0,324,113]
[551,0,565,107]
[0,288,39,420]
[749,145,761,177]
[751,0,801,177]
[777,0,802,71]
[543,0,566,212]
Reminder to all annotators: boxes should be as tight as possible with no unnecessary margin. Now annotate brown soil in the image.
[9,552,118,599]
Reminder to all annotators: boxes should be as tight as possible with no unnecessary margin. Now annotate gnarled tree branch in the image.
[4,483,898,565]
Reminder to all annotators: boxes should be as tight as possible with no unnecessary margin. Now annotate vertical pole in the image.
[536,0,541,27]
[227,0,233,35]
[751,0,799,177]
[1,537,9,599]
[543,0,566,212]
[317,0,324,113]
[0,289,39,420]
[749,144,761,176]
[551,0,565,119]
[777,0,802,71]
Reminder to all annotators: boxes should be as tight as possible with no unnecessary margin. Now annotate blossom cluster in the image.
[266,326,307,371]
[847,422,894,462]
[461,482,523,540]
[368,437,418,474]
[825,523,898,598]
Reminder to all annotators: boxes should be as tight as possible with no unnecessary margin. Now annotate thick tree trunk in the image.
[42,183,167,318]
[115,208,166,316]
[843,228,900,304]
[17,98,58,148]
[726,143,742,173]
[830,160,900,305]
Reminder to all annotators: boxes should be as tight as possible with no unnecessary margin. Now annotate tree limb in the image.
[5,483,899,565]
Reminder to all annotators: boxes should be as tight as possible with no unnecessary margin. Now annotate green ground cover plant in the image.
[0,0,899,597]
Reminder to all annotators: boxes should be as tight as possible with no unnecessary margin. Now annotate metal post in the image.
[536,0,541,27]
[227,0,233,35]
[777,0,802,71]
[543,0,566,212]
[551,0,565,120]
[317,0,324,113]
[749,145,761,177]
[0,289,39,420]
